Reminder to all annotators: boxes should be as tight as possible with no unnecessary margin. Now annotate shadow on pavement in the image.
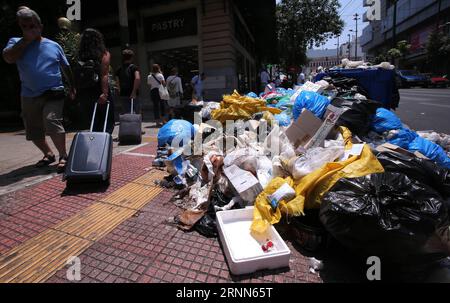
[61,182,110,197]
[0,126,24,134]
[0,164,55,187]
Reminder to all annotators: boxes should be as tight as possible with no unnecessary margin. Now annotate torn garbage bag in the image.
[320,172,450,263]
[251,127,385,236]
[293,91,331,120]
[371,108,403,134]
[388,128,450,169]
[158,120,194,147]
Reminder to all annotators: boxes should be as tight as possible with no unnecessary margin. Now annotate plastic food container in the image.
[216,207,291,275]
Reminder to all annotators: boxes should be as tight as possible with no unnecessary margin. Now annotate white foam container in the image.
[216,207,291,275]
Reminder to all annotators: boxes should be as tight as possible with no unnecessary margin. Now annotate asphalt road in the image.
[396,88,450,134]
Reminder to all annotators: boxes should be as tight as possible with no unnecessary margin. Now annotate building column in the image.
[118,0,130,48]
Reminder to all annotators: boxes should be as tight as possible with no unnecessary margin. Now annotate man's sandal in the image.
[35,154,56,168]
[56,157,68,174]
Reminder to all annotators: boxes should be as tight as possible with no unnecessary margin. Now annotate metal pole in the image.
[348,34,351,59]
[354,13,360,60]
[392,0,397,48]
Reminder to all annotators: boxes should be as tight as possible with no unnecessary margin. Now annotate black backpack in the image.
[73,59,100,90]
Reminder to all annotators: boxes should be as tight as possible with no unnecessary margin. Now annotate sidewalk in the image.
[0,124,326,283]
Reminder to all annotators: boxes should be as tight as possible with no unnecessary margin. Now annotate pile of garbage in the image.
[154,63,450,272]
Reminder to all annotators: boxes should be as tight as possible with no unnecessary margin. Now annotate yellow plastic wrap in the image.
[251,127,385,236]
[211,90,281,123]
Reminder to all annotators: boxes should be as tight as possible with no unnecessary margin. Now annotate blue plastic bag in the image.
[274,112,292,127]
[388,128,418,149]
[371,108,403,133]
[388,128,450,169]
[246,92,258,98]
[409,136,450,169]
[293,91,331,120]
[158,120,194,147]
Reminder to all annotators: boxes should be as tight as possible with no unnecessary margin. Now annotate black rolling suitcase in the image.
[64,102,113,184]
[119,98,142,144]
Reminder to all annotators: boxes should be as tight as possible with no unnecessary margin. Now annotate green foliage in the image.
[56,30,81,66]
[276,0,344,68]
[427,29,450,73]
[387,48,402,59]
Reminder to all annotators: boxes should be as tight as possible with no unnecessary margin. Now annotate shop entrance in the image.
[148,46,199,99]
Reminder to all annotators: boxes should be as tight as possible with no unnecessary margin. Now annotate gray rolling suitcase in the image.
[119,99,142,145]
[64,102,113,184]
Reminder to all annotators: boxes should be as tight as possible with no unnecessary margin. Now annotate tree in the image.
[276,0,344,70]
[427,29,450,74]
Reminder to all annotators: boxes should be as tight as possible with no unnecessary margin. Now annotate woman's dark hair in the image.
[78,28,106,62]
[152,64,161,74]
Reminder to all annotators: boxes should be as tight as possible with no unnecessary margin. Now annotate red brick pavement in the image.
[0,143,323,283]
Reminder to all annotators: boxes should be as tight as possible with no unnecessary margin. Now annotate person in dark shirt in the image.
[115,49,141,115]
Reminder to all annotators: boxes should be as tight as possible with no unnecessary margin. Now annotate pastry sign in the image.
[151,18,186,32]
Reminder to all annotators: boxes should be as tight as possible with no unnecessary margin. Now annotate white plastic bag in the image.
[290,146,345,180]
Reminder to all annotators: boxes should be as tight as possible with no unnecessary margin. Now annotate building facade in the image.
[361,0,450,71]
[80,0,276,102]
[306,37,365,74]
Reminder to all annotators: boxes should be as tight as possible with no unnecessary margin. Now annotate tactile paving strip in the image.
[0,170,164,283]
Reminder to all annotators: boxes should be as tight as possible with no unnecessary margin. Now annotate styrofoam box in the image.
[216,207,291,275]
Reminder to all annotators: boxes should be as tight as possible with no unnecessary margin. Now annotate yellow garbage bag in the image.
[211,90,281,123]
[251,127,385,236]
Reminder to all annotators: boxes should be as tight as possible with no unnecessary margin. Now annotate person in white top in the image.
[166,67,184,120]
[147,64,166,126]
[297,68,306,85]
[260,69,270,92]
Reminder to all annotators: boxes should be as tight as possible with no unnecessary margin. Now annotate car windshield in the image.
[401,70,419,76]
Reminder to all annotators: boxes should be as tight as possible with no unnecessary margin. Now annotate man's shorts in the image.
[21,94,65,141]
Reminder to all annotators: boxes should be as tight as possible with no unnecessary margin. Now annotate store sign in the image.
[410,25,434,52]
[144,9,197,42]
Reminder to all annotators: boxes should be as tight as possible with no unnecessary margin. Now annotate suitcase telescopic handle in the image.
[90,101,111,133]
[131,98,134,115]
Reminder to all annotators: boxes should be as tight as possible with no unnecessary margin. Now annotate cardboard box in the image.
[224,165,263,204]
[285,110,323,149]
[304,105,346,150]
[376,143,428,160]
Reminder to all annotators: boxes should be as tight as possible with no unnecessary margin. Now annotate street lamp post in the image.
[347,34,351,59]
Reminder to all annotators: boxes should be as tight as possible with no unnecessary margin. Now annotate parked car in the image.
[396,70,430,88]
[423,73,449,88]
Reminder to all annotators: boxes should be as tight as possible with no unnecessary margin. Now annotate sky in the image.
[276,0,367,50]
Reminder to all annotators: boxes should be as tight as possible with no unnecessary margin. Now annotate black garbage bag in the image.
[194,187,238,238]
[325,76,370,97]
[331,97,382,137]
[377,151,450,198]
[320,172,450,264]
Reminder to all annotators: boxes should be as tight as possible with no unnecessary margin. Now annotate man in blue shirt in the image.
[191,72,206,101]
[3,8,76,173]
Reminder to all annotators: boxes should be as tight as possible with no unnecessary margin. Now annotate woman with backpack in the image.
[147,64,167,126]
[75,28,115,134]
[166,68,183,120]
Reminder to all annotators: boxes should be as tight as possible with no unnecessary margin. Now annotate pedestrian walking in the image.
[191,72,206,102]
[74,28,115,134]
[297,68,306,85]
[166,68,183,120]
[2,8,76,173]
[260,68,270,92]
[115,49,141,115]
[147,64,167,126]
